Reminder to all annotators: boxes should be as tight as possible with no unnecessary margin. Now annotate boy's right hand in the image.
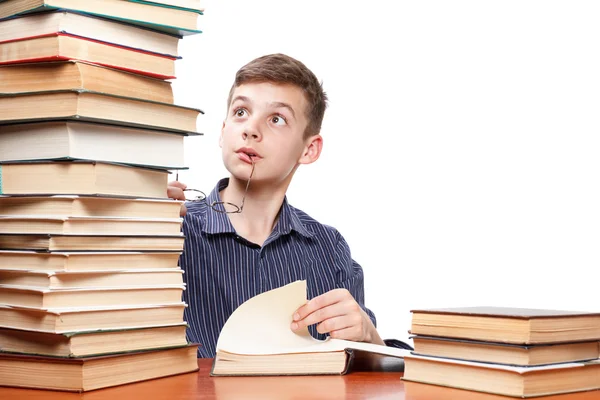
[167,181,187,217]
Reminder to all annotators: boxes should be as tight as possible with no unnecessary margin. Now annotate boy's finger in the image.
[293,289,351,322]
[315,316,352,335]
[167,186,186,201]
[291,302,347,331]
[328,326,361,341]
[168,181,187,190]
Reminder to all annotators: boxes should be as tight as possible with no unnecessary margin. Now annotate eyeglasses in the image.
[176,158,256,214]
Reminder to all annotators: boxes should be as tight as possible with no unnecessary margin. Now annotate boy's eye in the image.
[234,108,247,117]
[271,115,287,125]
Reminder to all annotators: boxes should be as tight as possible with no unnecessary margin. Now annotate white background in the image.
[172,0,600,343]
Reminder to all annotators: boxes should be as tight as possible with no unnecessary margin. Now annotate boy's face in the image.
[220,82,322,186]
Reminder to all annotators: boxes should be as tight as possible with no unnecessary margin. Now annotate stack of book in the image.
[0,0,204,392]
[402,306,600,398]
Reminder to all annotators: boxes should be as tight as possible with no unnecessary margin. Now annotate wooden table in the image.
[1,358,600,400]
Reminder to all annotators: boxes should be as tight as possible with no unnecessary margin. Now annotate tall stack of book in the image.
[0,0,204,392]
[402,307,600,398]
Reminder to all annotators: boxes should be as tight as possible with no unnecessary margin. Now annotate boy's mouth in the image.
[236,148,262,163]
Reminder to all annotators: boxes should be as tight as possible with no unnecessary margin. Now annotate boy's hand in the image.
[167,181,187,217]
[290,289,385,345]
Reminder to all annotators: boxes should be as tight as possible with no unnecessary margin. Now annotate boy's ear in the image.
[219,121,225,148]
[298,134,323,165]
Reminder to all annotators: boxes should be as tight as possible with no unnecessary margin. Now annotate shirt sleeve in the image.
[333,230,378,328]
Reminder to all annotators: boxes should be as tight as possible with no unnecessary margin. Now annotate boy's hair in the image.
[227,53,328,139]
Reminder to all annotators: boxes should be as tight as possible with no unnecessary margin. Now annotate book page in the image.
[216,280,410,358]
[216,281,320,355]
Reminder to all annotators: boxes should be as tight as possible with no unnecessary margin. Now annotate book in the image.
[0,61,174,103]
[0,215,183,235]
[0,284,185,308]
[0,251,181,272]
[411,335,600,366]
[0,269,184,289]
[403,353,600,398]
[0,33,177,79]
[0,195,183,218]
[410,306,600,344]
[0,161,169,198]
[0,90,201,134]
[0,344,199,391]
[0,0,203,36]
[211,280,409,376]
[0,233,185,251]
[0,324,189,357]
[0,11,181,57]
[143,0,204,11]
[0,121,190,169]
[0,303,187,333]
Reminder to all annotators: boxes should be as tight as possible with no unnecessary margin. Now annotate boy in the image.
[168,54,384,358]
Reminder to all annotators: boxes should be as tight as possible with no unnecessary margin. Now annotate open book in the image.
[210,280,410,376]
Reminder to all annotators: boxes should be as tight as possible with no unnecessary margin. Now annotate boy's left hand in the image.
[290,289,385,345]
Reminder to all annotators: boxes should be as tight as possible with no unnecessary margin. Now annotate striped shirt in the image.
[180,178,376,358]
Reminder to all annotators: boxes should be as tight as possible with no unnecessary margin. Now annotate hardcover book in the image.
[0,161,170,198]
[0,344,199,391]
[0,33,178,79]
[0,0,203,36]
[403,353,600,398]
[0,90,202,133]
[410,306,600,344]
[0,324,189,357]
[0,11,181,56]
[0,61,175,103]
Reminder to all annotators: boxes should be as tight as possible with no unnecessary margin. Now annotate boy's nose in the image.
[241,120,262,141]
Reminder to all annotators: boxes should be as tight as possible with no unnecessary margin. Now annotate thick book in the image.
[0,284,185,308]
[0,195,183,218]
[0,0,203,36]
[403,353,600,398]
[0,90,202,133]
[0,251,181,272]
[411,335,600,366]
[0,215,182,236]
[211,281,409,376]
[0,61,174,103]
[0,344,199,391]
[0,268,184,289]
[410,306,600,344]
[0,33,177,79]
[0,233,185,251]
[0,161,169,198]
[0,303,187,333]
[0,11,181,57]
[0,324,188,357]
[0,121,189,169]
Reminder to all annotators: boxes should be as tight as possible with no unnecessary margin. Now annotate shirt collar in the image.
[202,178,314,239]
[274,197,314,239]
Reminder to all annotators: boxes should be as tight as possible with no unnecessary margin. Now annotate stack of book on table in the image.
[0,0,205,392]
[402,306,600,398]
